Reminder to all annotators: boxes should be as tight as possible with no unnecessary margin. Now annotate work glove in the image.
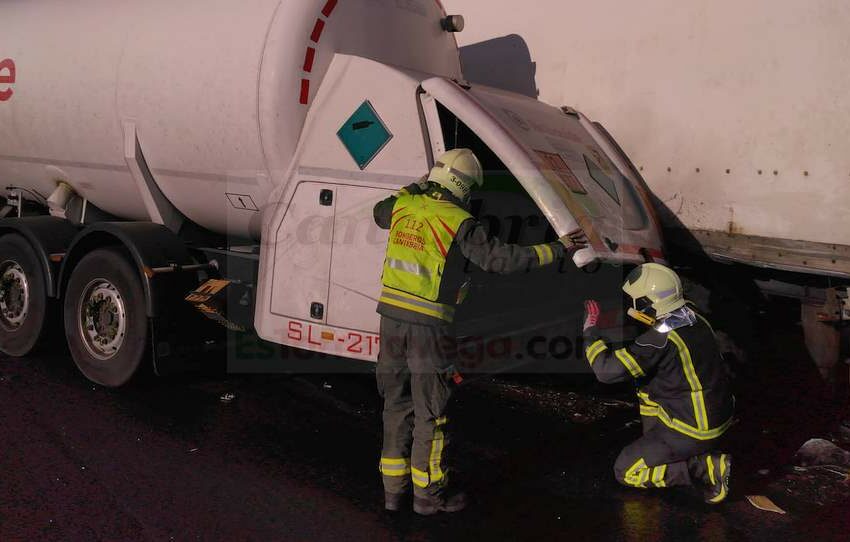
[559,228,589,254]
[398,175,431,197]
[583,299,601,332]
[412,174,431,192]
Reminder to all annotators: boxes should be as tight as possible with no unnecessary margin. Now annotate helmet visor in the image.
[633,295,656,317]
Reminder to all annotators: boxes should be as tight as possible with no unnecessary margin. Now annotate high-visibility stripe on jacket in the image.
[583,314,735,441]
[373,186,567,326]
[378,287,456,322]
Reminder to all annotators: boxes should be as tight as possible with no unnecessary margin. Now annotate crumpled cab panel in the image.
[255,55,665,364]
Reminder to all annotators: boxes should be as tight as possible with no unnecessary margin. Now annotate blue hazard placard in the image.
[337,101,393,170]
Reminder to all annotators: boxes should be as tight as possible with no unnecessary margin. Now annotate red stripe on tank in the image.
[311,19,325,43]
[303,47,316,72]
[299,79,310,105]
[322,0,338,17]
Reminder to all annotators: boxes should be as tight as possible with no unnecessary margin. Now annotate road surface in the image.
[1,298,849,541]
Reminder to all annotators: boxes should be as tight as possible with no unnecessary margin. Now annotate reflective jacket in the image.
[373,183,565,326]
[584,314,735,441]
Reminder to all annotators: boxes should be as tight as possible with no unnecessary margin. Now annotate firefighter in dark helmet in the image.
[583,263,735,503]
[373,149,587,515]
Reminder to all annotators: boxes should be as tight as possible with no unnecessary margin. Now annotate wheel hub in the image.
[0,260,30,330]
[80,279,127,360]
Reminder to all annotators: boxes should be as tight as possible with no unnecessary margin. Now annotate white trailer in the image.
[446,0,850,381]
[0,0,663,386]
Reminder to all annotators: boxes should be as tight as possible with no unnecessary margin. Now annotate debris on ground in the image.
[219,392,236,404]
[482,380,611,424]
[746,495,786,515]
[794,439,850,468]
[773,462,850,510]
[600,399,636,409]
[792,464,848,478]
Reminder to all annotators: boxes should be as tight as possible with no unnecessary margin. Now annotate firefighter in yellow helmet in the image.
[583,263,735,503]
[373,149,587,515]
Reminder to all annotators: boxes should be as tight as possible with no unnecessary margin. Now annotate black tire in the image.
[63,247,149,387]
[0,233,49,356]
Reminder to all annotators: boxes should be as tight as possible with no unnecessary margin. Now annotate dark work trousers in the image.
[614,413,724,489]
[376,316,457,497]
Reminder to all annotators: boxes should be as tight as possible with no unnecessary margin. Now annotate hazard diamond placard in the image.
[337,100,394,170]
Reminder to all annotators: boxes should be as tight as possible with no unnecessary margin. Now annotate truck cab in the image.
[255,54,664,367]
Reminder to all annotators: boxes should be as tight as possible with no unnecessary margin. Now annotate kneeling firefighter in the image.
[582,263,735,503]
[373,149,587,515]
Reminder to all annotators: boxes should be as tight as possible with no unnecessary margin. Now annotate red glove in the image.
[583,300,600,331]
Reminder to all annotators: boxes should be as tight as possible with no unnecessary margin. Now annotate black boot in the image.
[689,453,732,504]
[704,453,732,504]
[413,489,468,516]
[385,491,410,512]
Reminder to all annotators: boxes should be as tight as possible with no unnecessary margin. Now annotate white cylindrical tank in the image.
[446,0,850,249]
[0,0,462,238]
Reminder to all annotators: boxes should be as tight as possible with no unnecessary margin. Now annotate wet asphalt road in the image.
[1,299,849,541]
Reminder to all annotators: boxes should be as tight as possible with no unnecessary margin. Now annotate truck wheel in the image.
[0,234,49,356]
[64,248,148,387]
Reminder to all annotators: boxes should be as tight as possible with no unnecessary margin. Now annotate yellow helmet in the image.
[622,263,686,320]
[428,149,484,203]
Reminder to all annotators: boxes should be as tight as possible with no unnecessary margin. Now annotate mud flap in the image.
[148,275,226,377]
[801,301,842,394]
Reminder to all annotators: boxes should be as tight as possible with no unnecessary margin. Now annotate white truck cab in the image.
[256,55,663,361]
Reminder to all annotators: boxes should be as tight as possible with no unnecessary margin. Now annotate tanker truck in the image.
[447,0,850,385]
[0,0,663,386]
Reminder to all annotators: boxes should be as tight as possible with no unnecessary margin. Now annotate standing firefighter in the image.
[373,149,586,515]
[583,263,735,503]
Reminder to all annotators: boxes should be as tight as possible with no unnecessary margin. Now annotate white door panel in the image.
[270,182,334,322]
[328,186,393,332]
[254,55,433,355]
